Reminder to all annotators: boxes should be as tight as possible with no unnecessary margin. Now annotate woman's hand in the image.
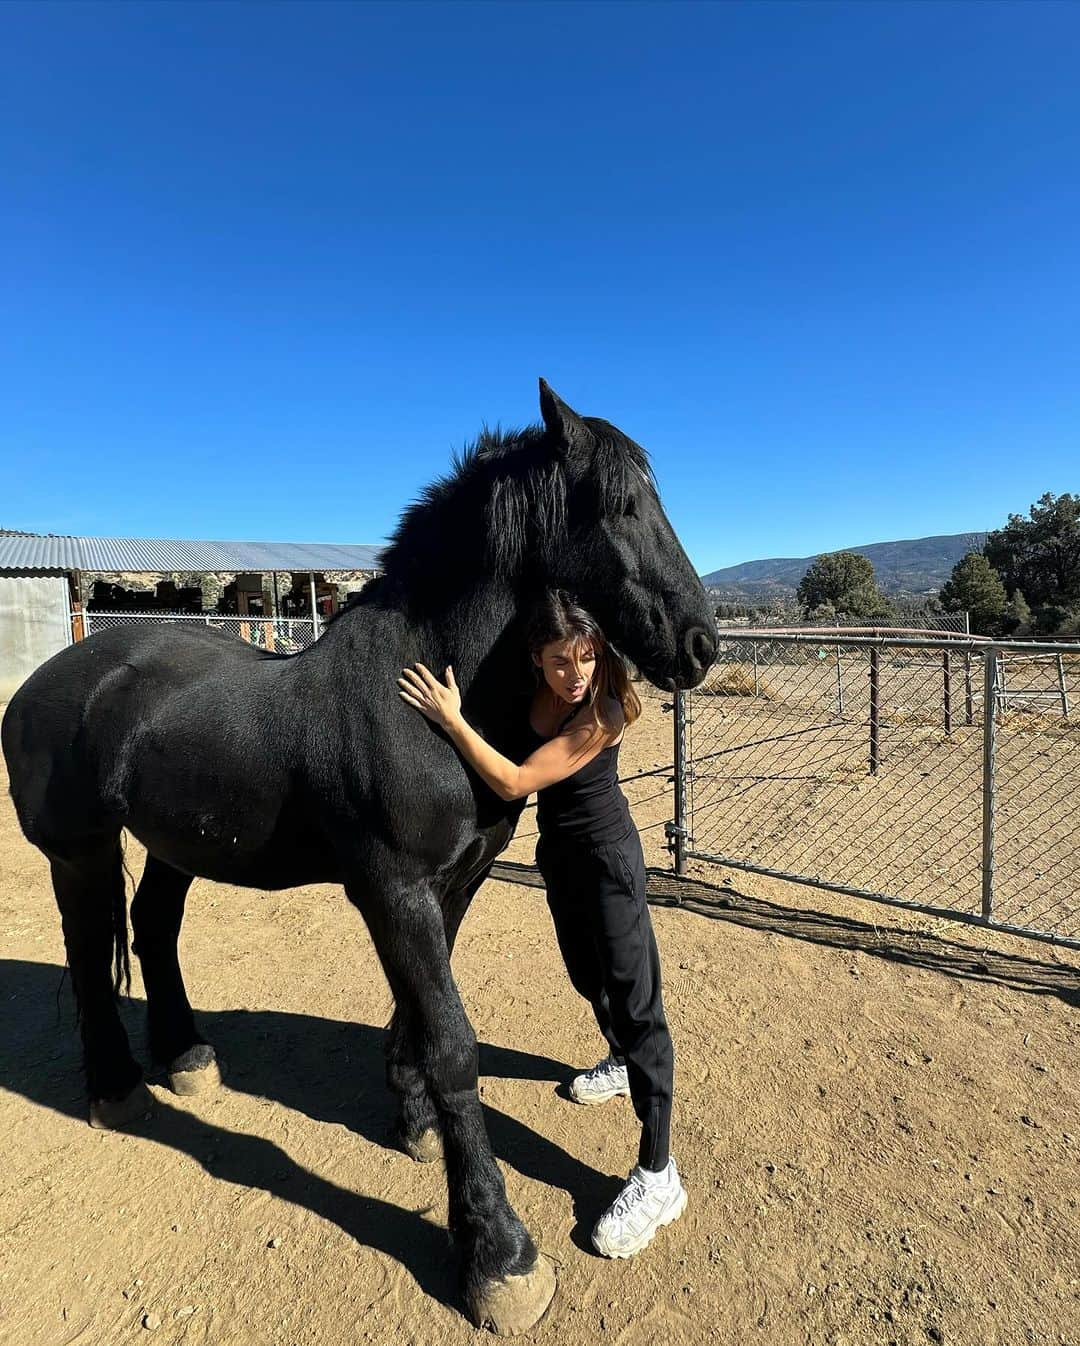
[398,663,463,731]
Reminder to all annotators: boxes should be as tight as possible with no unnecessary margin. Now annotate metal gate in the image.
[670,633,1080,951]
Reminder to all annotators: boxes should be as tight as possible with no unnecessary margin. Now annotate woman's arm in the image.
[398,663,618,801]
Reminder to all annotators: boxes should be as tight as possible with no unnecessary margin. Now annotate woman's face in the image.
[536,638,598,705]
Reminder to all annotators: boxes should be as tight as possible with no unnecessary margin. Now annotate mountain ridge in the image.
[701,531,988,598]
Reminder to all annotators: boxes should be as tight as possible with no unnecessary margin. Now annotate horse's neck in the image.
[437,584,512,658]
[426,584,531,735]
[330,575,532,738]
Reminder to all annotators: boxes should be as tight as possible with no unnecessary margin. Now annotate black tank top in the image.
[527,706,632,844]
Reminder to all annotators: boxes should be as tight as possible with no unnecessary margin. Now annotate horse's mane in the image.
[376,418,657,586]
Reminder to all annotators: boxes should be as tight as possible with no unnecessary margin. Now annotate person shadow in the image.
[1,959,623,1311]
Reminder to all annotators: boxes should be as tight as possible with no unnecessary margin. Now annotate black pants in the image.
[535,825,673,1171]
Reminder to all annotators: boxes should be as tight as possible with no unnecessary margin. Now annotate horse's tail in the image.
[113,838,134,998]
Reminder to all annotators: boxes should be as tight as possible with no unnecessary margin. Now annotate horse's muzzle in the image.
[678,624,716,689]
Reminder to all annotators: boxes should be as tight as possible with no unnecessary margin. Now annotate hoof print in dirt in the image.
[467,1255,557,1336]
[168,1046,224,1097]
[89,1081,155,1130]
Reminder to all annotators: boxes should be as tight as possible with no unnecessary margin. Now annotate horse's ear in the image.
[539,378,591,456]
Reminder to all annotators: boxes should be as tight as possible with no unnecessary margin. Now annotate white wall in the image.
[0,575,72,703]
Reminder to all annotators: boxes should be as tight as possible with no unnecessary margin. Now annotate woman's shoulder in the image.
[601,694,626,734]
[562,695,624,741]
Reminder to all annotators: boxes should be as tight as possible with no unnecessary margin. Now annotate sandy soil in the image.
[1,693,1079,1346]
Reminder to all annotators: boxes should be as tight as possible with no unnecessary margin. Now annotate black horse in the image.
[2,381,715,1334]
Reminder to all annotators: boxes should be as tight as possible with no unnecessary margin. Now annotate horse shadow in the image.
[0,959,624,1308]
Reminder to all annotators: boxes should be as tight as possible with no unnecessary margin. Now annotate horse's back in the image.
[2,624,283,859]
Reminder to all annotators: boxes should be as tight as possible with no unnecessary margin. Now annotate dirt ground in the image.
[2,694,1079,1346]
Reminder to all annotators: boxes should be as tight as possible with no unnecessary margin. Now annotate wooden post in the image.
[869,647,880,775]
[68,572,85,643]
[309,572,320,639]
[942,650,953,734]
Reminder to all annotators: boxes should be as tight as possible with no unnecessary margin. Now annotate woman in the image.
[398,590,686,1259]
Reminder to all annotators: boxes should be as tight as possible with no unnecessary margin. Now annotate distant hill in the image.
[701,532,988,599]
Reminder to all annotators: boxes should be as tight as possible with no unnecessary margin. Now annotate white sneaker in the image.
[591,1158,688,1259]
[569,1054,631,1105]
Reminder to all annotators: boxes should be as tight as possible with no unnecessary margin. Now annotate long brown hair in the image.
[525,590,641,736]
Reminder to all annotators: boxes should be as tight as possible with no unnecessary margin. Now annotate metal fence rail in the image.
[673,633,1080,950]
[717,610,972,634]
[77,610,322,653]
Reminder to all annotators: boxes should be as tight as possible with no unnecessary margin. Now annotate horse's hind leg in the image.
[386,867,490,1164]
[386,1004,442,1161]
[49,844,153,1129]
[354,877,555,1335]
[131,855,221,1095]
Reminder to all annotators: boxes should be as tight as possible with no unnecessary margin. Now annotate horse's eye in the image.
[623,496,638,519]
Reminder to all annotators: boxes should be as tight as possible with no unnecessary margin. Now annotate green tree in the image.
[938,551,1007,635]
[1003,589,1032,636]
[796,552,890,619]
[984,493,1080,615]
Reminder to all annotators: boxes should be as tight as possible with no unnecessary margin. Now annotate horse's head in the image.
[537,380,715,691]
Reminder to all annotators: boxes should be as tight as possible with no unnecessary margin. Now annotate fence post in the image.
[1057,654,1071,718]
[869,647,880,774]
[964,652,974,726]
[309,573,320,638]
[981,652,998,923]
[835,645,844,715]
[752,642,759,697]
[671,689,689,879]
[942,650,953,734]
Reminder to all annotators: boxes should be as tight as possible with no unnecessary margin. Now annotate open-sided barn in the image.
[0,531,382,700]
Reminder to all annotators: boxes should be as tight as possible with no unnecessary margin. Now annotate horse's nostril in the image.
[683,625,716,671]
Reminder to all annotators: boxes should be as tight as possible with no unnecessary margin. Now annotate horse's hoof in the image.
[89,1081,155,1130]
[169,1045,224,1096]
[401,1127,444,1164]
[467,1254,557,1336]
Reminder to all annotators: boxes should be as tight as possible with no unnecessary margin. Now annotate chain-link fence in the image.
[77,610,322,653]
[671,633,1079,950]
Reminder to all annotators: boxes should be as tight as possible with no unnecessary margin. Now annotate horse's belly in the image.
[126,796,340,890]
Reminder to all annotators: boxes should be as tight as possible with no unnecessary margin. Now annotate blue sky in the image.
[2,1,1077,574]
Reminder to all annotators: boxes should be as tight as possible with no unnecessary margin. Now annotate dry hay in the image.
[700,663,776,699]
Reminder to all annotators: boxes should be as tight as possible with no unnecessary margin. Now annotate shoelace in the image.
[586,1058,618,1082]
[611,1172,648,1219]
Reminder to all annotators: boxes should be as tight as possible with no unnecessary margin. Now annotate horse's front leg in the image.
[386,864,491,1164]
[351,876,555,1335]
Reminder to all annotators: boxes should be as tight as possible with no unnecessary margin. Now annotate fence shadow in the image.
[490,861,1080,1009]
[0,958,621,1305]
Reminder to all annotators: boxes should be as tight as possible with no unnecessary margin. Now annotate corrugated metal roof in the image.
[0,533,384,573]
